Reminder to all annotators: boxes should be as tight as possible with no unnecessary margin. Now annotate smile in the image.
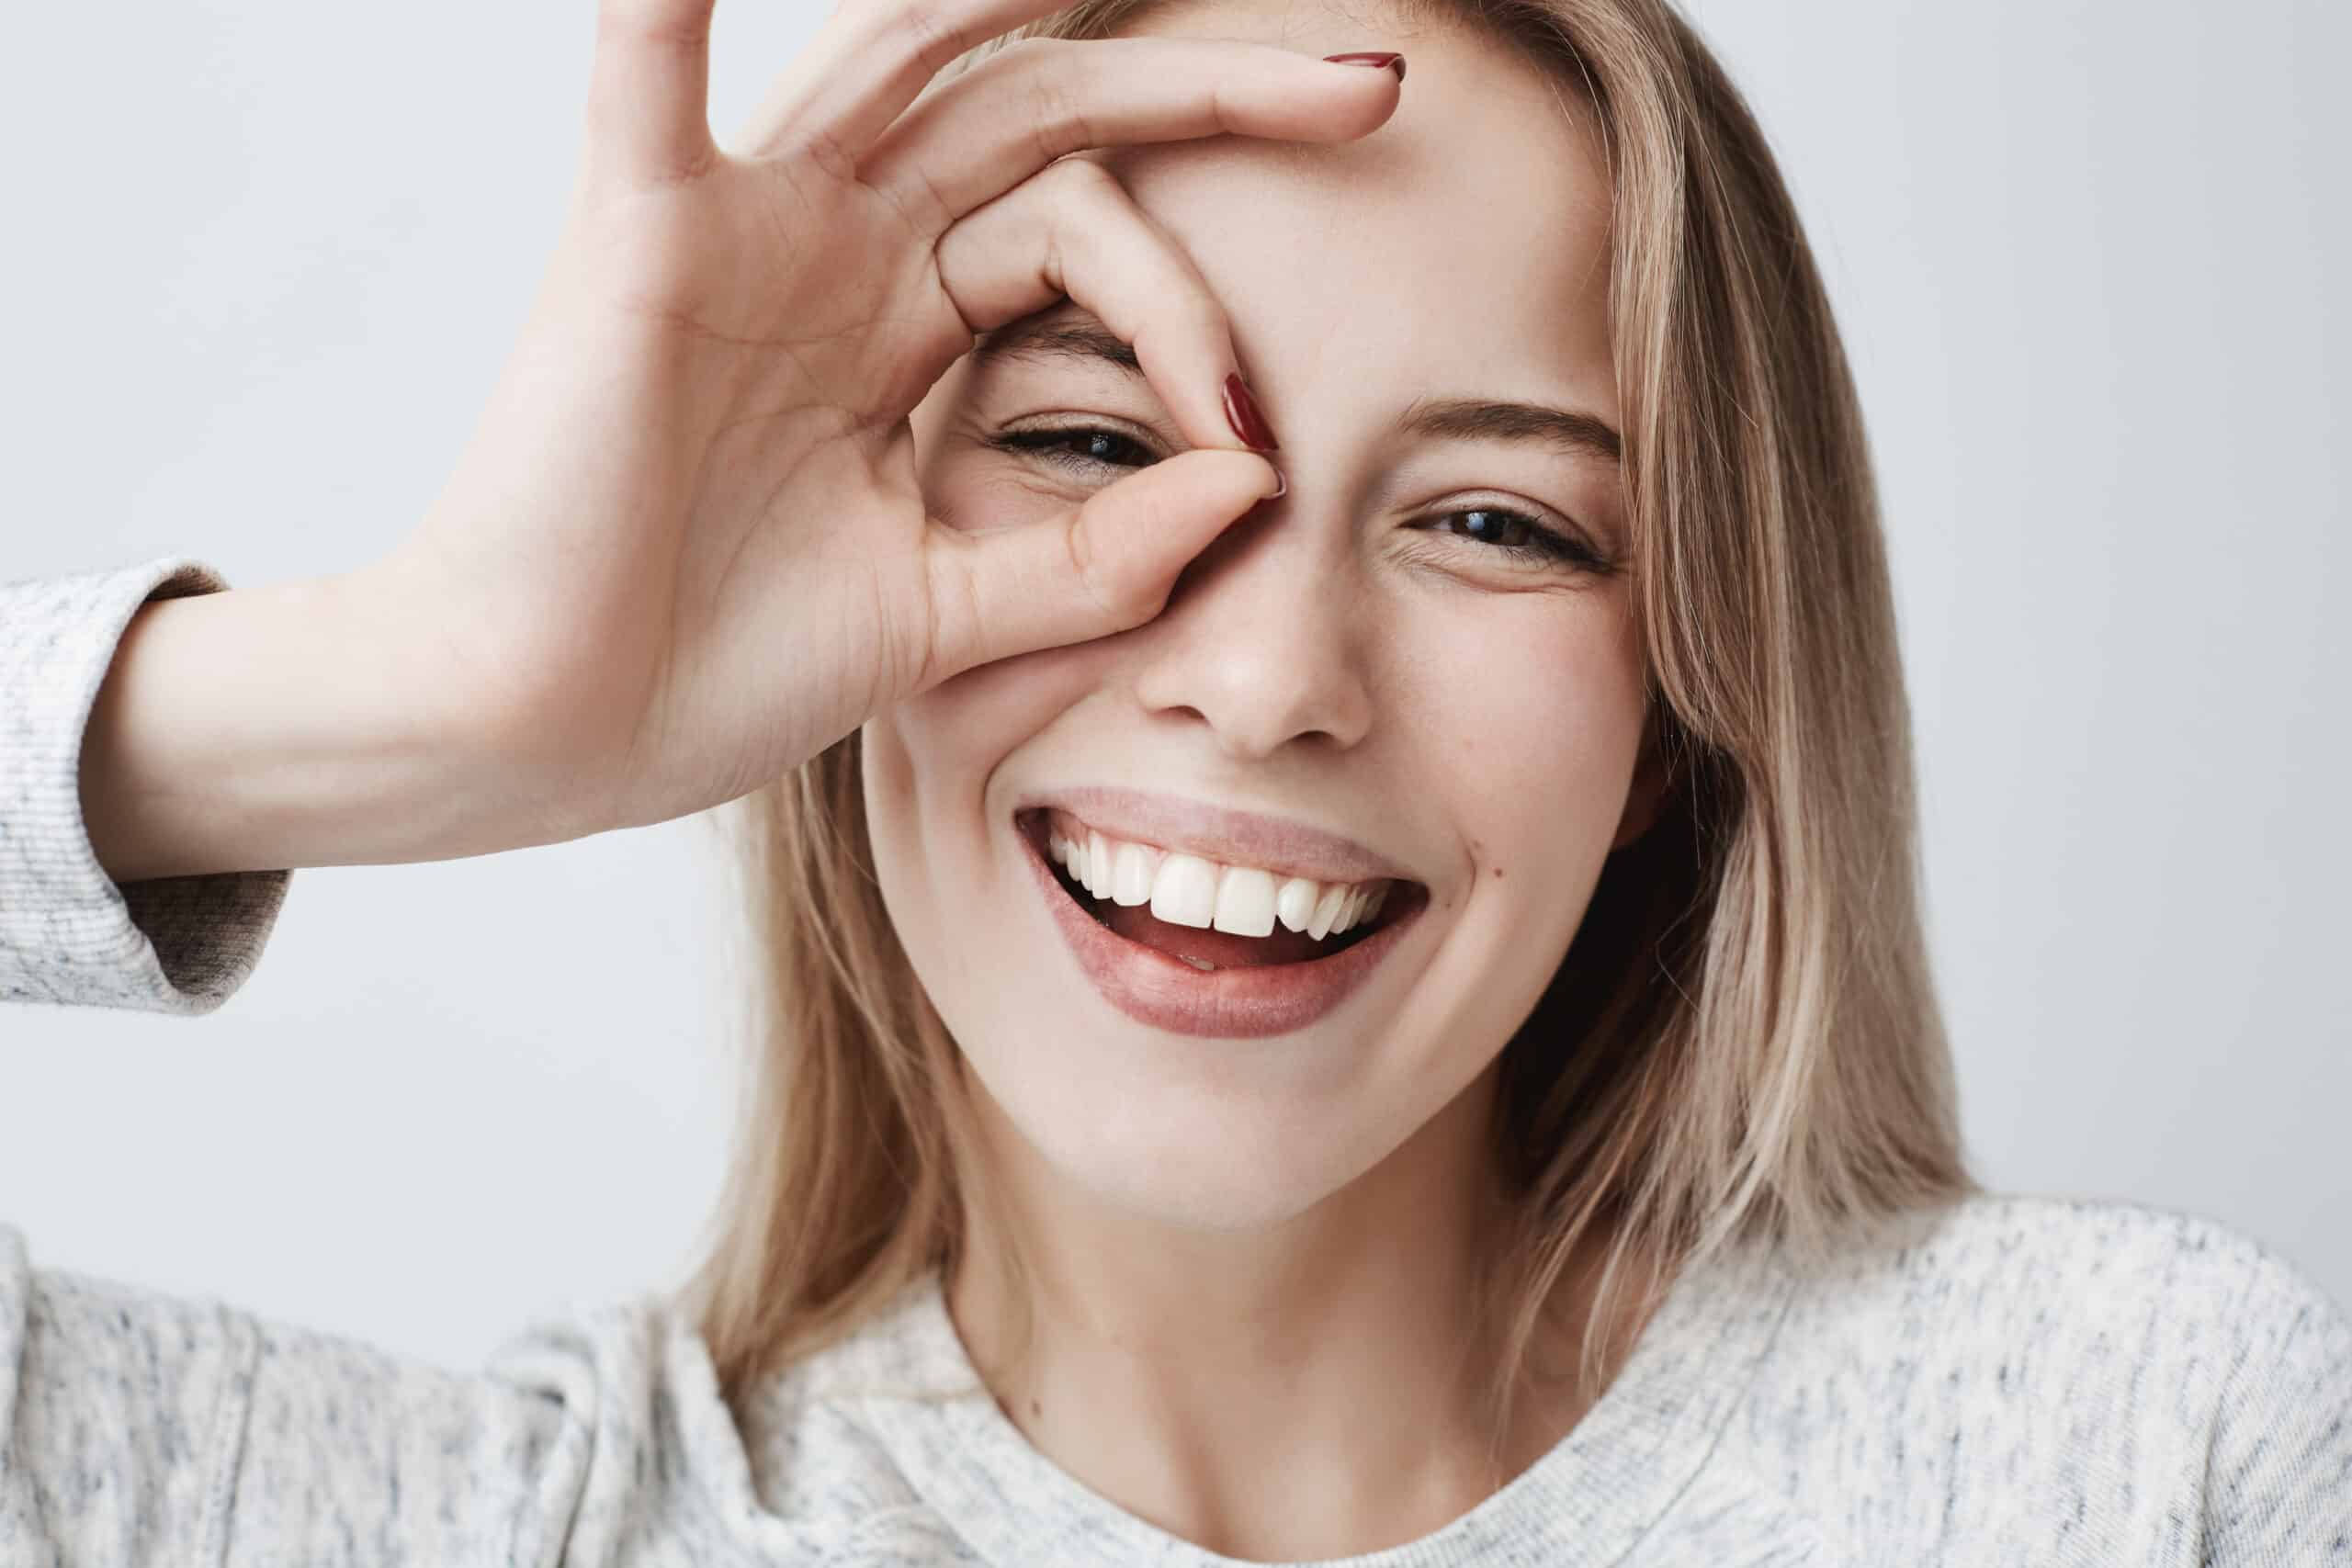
[1043,807,1398,942]
[1013,808,1430,1040]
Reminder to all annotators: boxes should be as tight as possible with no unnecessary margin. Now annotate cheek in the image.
[870,635,1124,859]
[1372,603,1646,1078]
[1391,599,1647,882]
[859,630,1125,980]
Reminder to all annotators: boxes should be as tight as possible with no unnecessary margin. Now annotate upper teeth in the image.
[1043,810,1393,941]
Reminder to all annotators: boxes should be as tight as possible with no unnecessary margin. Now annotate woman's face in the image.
[863,5,1655,1233]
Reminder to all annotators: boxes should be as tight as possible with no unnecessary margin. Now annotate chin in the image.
[962,1042,1419,1235]
[896,844,1521,1246]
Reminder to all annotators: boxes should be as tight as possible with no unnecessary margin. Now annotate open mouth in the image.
[1015,818,1430,973]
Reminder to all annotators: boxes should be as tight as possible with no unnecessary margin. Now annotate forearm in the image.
[76,570,554,882]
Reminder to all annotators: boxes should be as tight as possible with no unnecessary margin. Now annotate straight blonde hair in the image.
[678,0,1979,1460]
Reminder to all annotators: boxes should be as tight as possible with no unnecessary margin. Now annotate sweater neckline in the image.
[838,1230,1801,1566]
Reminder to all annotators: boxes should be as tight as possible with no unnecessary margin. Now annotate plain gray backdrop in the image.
[3,0,2345,1370]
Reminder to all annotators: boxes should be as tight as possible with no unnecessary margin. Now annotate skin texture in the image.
[861,3,1667,1555]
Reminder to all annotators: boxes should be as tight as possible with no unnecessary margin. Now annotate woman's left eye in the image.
[1416,506,1610,572]
[989,423,1611,574]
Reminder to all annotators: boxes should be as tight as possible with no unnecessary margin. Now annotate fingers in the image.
[860,38,1403,227]
[731,0,1078,166]
[922,448,1283,684]
[931,154,1271,463]
[585,0,722,186]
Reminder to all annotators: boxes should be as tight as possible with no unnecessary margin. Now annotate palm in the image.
[405,152,962,831]
[571,156,975,823]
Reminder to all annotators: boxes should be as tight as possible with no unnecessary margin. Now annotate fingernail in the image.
[1323,51,1406,81]
[1267,465,1287,499]
[1223,371,1280,450]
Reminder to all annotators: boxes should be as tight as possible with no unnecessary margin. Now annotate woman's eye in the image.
[990,423,1611,575]
[989,423,1157,473]
[1417,506,1611,574]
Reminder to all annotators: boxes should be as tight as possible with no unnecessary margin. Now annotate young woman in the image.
[3,0,2345,1560]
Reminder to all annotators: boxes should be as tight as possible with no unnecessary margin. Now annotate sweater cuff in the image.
[0,558,292,1015]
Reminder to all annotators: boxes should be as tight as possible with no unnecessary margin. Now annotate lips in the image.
[1013,809,1430,1039]
[1008,784,1416,888]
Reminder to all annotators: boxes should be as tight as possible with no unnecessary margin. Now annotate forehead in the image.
[1069,3,1616,422]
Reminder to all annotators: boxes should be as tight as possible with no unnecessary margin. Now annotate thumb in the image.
[919,447,1285,687]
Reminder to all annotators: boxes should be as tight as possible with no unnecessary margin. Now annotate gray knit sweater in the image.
[4,556,2349,1565]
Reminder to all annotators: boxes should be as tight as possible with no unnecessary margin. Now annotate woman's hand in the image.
[356,0,1403,845]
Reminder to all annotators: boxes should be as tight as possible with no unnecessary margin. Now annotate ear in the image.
[1610,707,1674,852]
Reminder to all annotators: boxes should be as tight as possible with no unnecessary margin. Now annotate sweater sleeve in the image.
[0,1221,596,1565]
[2199,1235,2352,1560]
[0,558,291,1014]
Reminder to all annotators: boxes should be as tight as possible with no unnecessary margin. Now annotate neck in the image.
[944,1063,1663,1560]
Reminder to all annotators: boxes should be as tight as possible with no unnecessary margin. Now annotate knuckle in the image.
[639,142,723,192]
[1063,504,1127,624]
[597,0,714,54]
[983,33,1044,66]
[1033,155,1120,246]
[1179,290,1227,345]
[1038,147,1115,196]
[898,152,958,234]
[1023,65,1101,164]
[795,122,862,186]
[913,539,972,688]
[890,3,978,79]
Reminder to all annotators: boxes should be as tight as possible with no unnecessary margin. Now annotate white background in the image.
[3,0,2344,1371]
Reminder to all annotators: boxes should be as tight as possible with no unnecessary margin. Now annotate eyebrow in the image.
[969,307,1622,468]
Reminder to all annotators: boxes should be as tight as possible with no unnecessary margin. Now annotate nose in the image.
[1125,494,1374,760]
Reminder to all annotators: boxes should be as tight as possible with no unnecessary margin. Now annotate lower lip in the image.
[1014,815,1428,1040]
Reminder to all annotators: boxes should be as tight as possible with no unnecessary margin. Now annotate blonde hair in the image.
[678,0,1979,1461]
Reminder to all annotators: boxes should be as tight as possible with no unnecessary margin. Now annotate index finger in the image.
[858,37,1405,231]
[735,0,1097,167]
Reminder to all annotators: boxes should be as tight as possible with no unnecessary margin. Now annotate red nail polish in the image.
[1223,372,1280,450]
[1323,51,1406,81]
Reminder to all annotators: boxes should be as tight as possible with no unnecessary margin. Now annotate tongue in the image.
[1101,900,1333,969]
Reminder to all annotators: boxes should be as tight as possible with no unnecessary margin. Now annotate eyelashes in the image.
[990,424,1151,474]
[985,423,1614,576]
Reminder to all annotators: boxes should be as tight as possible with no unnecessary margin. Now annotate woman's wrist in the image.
[76,569,569,882]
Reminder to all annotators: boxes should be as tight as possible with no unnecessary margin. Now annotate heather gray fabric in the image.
[0,558,288,1014]
[4,558,2348,1565]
